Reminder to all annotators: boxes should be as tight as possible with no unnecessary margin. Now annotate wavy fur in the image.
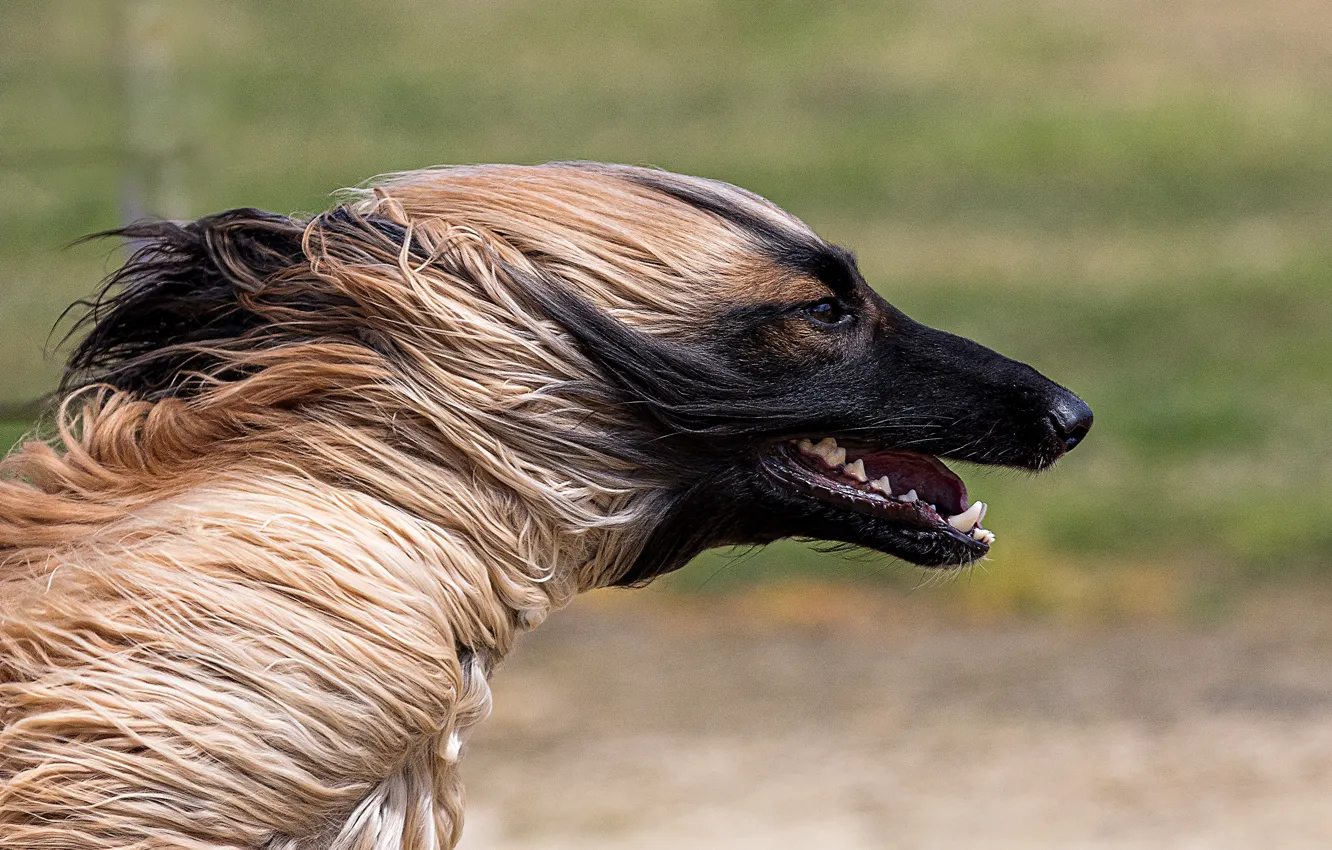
[0,162,1093,847]
[0,163,824,848]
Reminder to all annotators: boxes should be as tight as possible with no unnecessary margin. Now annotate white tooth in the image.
[870,476,893,496]
[810,438,843,466]
[844,459,867,481]
[796,438,814,453]
[975,530,995,545]
[948,501,985,532]
[899,489,918,503]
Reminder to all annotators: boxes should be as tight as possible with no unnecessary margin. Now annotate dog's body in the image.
[0,163,1090,848]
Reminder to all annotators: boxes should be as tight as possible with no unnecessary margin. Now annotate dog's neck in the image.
[0,388,665,850]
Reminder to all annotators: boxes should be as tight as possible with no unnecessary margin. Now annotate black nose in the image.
[1049,393,1093,452]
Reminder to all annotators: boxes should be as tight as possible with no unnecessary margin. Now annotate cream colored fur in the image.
[0,164,817,848]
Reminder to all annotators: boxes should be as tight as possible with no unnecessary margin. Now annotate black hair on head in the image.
[613,168,861,295]
[57,208,422,400]
[62,210,312,398]
[509,264,842,462]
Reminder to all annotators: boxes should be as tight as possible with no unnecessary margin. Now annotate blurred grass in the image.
[0,422,29,456]
[3,0,1331,609]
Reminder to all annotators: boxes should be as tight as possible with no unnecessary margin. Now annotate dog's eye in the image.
[804,298,848,326]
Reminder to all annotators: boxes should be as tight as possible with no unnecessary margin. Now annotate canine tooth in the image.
[870,476,893,496]
[899,489,918,503]
[948,501,985,532]
[844,459,867,481]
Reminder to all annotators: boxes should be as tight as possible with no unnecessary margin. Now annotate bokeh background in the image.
[3,1,1331,847]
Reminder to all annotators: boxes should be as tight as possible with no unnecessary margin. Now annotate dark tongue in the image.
[859,450,968,515]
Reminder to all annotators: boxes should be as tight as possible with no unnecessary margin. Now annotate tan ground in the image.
[458,586,1332,849]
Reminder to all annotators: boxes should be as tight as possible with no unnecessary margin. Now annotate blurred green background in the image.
[3,0,1330,617]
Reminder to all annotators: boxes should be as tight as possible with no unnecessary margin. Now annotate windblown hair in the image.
[0,163,831,848]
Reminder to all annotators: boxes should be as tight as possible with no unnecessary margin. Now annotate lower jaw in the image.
[757,447,990,565]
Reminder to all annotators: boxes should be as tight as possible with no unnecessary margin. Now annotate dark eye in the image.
[804,297,848,326]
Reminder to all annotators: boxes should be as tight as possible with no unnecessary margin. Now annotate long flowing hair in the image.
[0,163,821,849]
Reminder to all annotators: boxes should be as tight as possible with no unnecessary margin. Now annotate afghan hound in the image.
[0,162,1091,849]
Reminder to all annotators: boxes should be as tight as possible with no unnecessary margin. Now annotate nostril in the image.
[1048,395,1094,452]
[1059,418,1091,450]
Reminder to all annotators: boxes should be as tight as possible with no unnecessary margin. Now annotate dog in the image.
[0,162,1091,848]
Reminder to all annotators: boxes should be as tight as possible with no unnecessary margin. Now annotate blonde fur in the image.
[0,164,818,848]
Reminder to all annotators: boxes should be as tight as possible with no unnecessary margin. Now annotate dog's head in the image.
[366,163,1091,584]
[68,162,1090,589]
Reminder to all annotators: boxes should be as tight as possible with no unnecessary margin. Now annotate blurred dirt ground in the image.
[458,584,1332,849]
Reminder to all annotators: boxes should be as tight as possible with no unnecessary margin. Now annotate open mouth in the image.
[760,436,994,560]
